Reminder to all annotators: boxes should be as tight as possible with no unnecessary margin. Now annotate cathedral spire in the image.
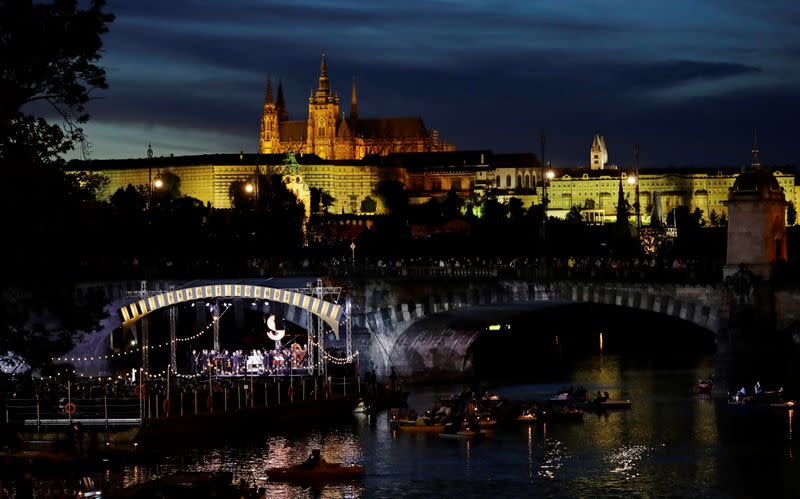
[276,80,288,121]
[264,76,273,105]
[316,50,331,97]
[350,76,359,120]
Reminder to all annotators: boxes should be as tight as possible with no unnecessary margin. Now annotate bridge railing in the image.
[327,262,723,284]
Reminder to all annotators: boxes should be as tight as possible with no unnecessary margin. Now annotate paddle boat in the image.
[697,379,713,395]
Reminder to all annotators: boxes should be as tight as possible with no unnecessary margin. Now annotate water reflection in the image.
[103,353,799,498]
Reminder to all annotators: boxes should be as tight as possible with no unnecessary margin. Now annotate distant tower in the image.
[259,77,279,154]
[307,51,339,160]
[590,133,608,170]
[724,139,788,280]
[350,76,359,121]
[276,80,288,122]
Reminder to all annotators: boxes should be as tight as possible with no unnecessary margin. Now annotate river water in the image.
[107,353,798,498]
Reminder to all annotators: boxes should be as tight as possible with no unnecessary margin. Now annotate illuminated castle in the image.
[258,53,454,160]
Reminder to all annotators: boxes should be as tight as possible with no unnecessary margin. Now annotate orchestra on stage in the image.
[189,344,309,376]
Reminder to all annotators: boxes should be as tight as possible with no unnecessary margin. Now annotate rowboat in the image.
[267,463,363,482]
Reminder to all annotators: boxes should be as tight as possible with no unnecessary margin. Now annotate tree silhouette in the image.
[0,0,114,160]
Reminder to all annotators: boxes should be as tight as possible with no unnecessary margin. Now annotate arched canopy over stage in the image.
[119,278,344,338]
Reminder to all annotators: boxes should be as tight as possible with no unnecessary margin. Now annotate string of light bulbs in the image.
[51,304,232,363]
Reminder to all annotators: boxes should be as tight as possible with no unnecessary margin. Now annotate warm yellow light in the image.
[245,183,254,193]
[154,178,163,189]
[627,175,636,185]
[546,170,555,180]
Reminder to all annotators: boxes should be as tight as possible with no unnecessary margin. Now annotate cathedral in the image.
[258,53,455,160]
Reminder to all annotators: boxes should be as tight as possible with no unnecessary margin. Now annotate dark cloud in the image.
[71,0,800,165]
[619,60,761,90]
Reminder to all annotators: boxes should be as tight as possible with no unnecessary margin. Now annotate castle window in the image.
[525,174,531,187]
[319,127,325,136]
[506,175,512,188]
[495,175,500,186]
[517,175,522,187]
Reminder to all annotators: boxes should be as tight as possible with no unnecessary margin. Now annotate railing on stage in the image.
[5,397,141,428]
[8,376,365,426]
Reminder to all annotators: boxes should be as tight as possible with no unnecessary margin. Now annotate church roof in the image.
[278,121,308,141]
[492,153,541,169]
[350,117,428,139]
[383,150,491,171]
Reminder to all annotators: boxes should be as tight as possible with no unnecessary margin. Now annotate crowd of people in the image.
[75,253,731,283]
[189,345,310,376]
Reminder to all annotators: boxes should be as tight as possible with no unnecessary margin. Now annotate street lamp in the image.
[244,182,254,194]
[146,144,163,210]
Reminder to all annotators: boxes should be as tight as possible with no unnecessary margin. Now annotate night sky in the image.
[62,0,800,167]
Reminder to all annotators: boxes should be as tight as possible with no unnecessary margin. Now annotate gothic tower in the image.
[307,52,339,160]
[259,77,279,153]
[590,133,608,170]
[350,77,359,121]
[276,80,288,122]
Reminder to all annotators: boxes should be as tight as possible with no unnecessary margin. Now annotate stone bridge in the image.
[351,280,728,377]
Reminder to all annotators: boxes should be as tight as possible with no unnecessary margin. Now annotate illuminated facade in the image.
[258,53,454,160]
[70,145,798,226]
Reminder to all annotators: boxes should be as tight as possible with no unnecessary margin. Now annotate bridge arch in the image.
[357,281,724,375]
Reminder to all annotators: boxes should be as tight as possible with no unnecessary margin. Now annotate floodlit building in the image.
[258,53,454,160]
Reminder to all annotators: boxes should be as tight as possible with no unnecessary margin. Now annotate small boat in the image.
[267,463,364,482]
[397,423,446,433]
[477,413,498,428]
[581,399,632,410]
[514,413,538,424]
[353,400,370,414]
[392,417,445,433]
[728,396,796,410]
[541,407,584,422]
[698,380,713,395]
[439,430,483,440]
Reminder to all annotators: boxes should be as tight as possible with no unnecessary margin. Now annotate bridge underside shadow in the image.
[388,302,716,381]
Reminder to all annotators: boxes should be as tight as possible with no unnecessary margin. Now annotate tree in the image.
[441,187,464,220]
[566,205,584,224]
[0,1,114,391]
[0,0,115,160]
[360,195,377,213]
[229,179,255,210]
[374,180,409,217]
[708,209,719,226]
[788,201,797,226]
[690,208,705,227]
[310,187,335,215]
[506,197,525,221]
[719,212,728,227]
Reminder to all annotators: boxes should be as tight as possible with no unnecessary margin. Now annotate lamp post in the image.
[147,144,153,209]
[539,132,548,241]
[146,144,163,210]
